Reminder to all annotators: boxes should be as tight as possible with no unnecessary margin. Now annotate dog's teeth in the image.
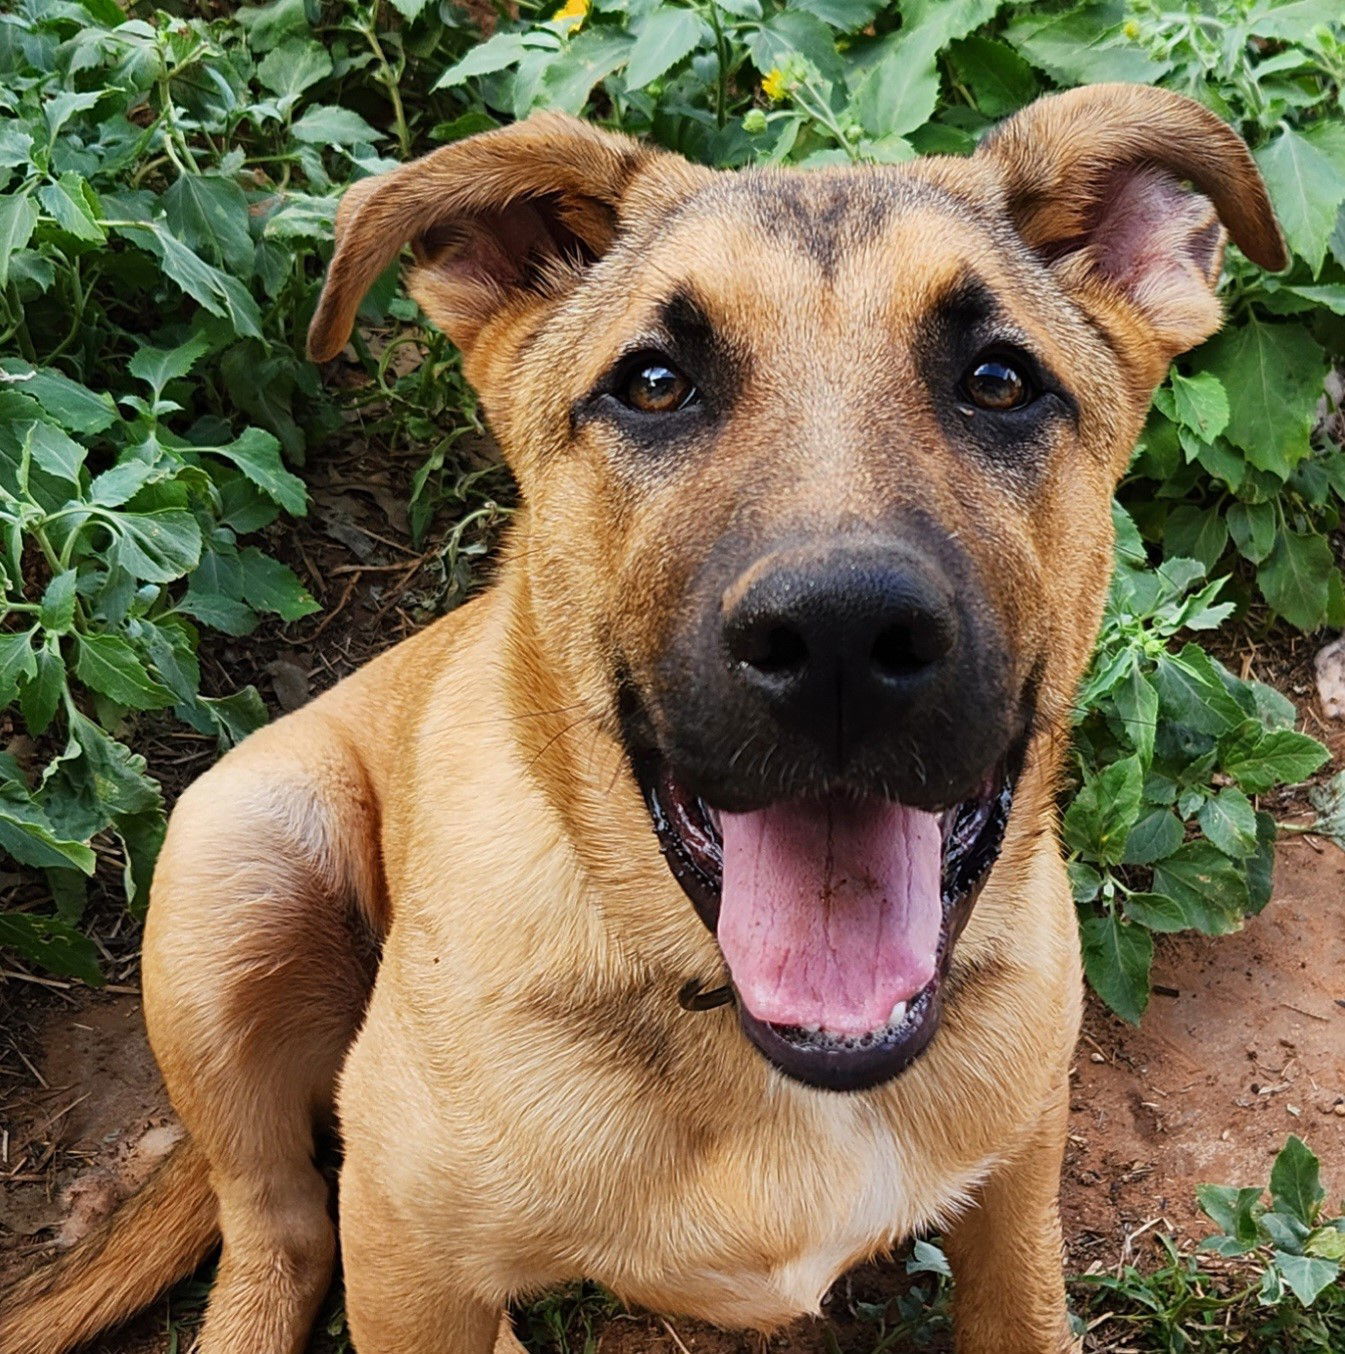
[887,1001,907,1025]
[802,1023,821,1034]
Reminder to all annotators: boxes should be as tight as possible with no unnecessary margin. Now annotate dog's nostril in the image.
[736,624,808,676]
[872,621,947,679]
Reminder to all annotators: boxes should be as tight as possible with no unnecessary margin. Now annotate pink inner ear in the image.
[419,200,563,291]
[1089,166,1219,294]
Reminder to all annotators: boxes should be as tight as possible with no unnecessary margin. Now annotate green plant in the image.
[1078,1136,1345,1352]
[1066,507,1328,1023]
[0,0,496,978]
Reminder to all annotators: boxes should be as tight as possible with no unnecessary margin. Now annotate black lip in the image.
[637,752,1021,1094]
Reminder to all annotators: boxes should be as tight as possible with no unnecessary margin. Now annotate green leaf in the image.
[290,105,383,146]
[945,35,1037,117]
[90,458,174,509]
[1249,0,1343,40]
[64,711,163,820]
[433,33,538,89]
[1304,1227,1345,1262]
[1223,727,1329,795]
[19,642,65,735]
[257,38,334,97]
[0,125,34,172]
[1123,891,1194,934]
[1152,647,1246,736]
[134,226,263,339]
[198,427,306,516]
[0,193,38,290]
[1256,128,1345,275]
[1280,282,1345,315]
[1198,320,1325,475]
[0,912,102,985]
[855,22,946,137]
[1079,909,1152,1024]
[237,547,319,621]
[388,0,432,19]
[107,508,203,583]
[0,630,37,706]
[1120,808,1183,866]
[74,632,176,711]
[1162,504,1227,573]
[24,420,85,483]
[1151,842,1248,935]
[1272,1251,1339,1307]
[164,175,254,274]
[1246,811,1278,915]
[0,791,96,874]
[128,332,212,396]
[1197,1184,1265,1253]
[1168,370,1229,443]
[117,808,165,915]
[195,687,268,746]
[1257,529,1335,631]
[1270,1136,1325,1228]
[1063,754,1144,866]
[624,8,703,90]
[1005,4,1169,84]
[0,361,117,434]
[538,31,636,115]
[39,569,77,634]
[1197,788,1259,859]
[1228,500,1276,564]
[1112,664,1158,767]
[37,172,105,243]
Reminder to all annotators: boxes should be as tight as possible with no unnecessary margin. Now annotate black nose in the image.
[722,547,957,752]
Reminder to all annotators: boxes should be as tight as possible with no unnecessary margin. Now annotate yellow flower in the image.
[761,67,787,101]
[554,0,589,25]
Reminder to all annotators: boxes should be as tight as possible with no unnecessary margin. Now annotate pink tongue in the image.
[717,798,943,1037]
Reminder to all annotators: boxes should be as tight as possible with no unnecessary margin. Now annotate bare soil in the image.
[1,433,1342,1351]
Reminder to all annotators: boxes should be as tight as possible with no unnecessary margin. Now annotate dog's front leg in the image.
[942,1087,1076,1354]
[341,1164,515,1354]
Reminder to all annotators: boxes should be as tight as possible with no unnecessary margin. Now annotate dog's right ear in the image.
[308,113,696,364]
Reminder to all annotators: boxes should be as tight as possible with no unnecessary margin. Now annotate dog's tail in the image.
[0,1137,218,1354]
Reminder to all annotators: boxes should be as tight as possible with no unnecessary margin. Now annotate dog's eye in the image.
[962,355,1033,412]
[619,360,697,414]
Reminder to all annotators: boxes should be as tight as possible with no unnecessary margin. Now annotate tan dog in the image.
[0,84,1282,1354]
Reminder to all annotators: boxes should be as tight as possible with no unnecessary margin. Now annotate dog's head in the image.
[311,86,1281,1092]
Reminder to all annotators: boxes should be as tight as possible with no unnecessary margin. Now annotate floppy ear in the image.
[307,112,693,363]
[978,84,1286,368]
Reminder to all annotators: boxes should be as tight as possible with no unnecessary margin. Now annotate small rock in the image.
[264,659,312,712]
[1316,634,1345,719]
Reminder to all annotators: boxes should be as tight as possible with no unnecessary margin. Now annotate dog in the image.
[0,82,1283,1354]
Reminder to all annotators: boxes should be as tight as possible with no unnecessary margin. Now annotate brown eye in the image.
[962,356,1032,411]
[620,361,696,413]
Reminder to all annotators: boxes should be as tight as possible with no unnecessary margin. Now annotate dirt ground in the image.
[1,434,1343,1351]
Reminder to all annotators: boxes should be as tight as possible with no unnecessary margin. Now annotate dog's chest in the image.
[571,1096,985,1329]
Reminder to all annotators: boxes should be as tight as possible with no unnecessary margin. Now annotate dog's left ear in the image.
[978,84,1285,370]
[308,112,699,364]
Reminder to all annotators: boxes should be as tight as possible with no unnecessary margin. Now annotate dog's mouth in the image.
[637,756,1019,1093]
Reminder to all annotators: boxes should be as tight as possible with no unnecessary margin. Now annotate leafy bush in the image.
[0,0,1340,1008]
[0,0,491,977]
[1067,508,1329,1021]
